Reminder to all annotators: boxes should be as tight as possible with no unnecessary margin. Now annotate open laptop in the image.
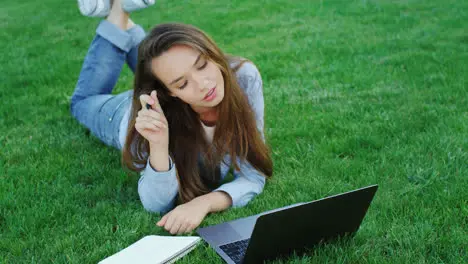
[196,185,378,264]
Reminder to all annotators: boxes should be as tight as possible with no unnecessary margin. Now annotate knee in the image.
[70,93,82,119]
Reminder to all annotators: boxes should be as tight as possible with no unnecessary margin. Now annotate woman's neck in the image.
[197,107,218,127]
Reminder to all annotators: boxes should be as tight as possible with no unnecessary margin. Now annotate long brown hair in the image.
[122,23,272,203]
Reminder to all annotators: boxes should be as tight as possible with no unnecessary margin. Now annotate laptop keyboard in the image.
[219,238,250,263]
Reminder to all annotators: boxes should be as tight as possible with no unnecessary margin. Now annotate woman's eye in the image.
[198,61,208,70]
[179,81,188,89]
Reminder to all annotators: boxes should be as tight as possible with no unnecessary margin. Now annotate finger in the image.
[164,214,176,232]
[150,119,167,129]
[187,223,198,233]
[135,122,162,134]
[150,90,164,113]
[138,110,167,125]
[177,223,190,234]
[136,116,167,129]
[145,109,166,123]
[135,118,163,130]
[142,118,166,130]
[139,94,154,109]
[170,221,182,235]
[157,214,168,226]
[179,223,193,234]
[138,108,161,118]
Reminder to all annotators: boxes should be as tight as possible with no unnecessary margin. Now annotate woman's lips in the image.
[204,86,217,101]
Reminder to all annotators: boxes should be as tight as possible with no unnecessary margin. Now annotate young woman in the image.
[72,0,273,234]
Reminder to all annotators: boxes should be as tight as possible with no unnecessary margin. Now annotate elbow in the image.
[141,201,161,214]
[139,193,175,215]
[70,100,77,120]
[70,92,80,118]
[137,168,179,214]
[138,182,177,215]
[253,174,266,193]
[141,200,168,215]
[232,178,266,208]
[233,194,255,208]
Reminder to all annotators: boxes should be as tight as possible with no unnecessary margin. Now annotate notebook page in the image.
[99,235,201,264]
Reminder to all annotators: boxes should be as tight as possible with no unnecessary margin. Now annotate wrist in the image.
[149,141,168,151]
[193,195,213,214]
[149,144,170,172]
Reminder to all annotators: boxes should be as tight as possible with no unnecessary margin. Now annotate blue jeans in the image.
[71,20,146,149]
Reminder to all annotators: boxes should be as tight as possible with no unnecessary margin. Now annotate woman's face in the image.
[151,45,225,113]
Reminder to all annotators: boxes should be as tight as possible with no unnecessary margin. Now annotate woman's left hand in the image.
[157,197,210,234]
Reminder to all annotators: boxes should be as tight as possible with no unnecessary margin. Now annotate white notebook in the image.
[99,235,202,264]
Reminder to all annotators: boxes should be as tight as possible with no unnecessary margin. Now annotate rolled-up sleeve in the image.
[138,157,179,214]
[214,159,266,207]
[214,62,268,207]
[236,62,265,138]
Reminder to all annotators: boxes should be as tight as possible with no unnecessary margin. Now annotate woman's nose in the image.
[195,75,213,91]
[203,79,214,89]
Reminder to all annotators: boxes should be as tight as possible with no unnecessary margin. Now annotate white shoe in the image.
[122,0,156,13]
[77,0,112,17]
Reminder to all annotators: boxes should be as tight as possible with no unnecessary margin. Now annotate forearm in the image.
[138,156,178,214]
[193,191,232,213]
[149,143,170,171]
[214,158,266,208]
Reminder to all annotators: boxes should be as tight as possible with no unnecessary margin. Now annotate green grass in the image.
[1,0,467,263]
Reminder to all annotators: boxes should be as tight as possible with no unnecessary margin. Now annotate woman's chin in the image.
[213,92,224,106]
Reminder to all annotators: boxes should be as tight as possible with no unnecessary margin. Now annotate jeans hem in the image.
[96,20,133,52]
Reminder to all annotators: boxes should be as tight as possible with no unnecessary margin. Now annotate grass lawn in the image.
[1,0,467,263]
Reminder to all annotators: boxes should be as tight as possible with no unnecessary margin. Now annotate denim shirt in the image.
[137,62,266,214]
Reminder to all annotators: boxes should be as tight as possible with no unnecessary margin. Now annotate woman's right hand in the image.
[135,90,169,149]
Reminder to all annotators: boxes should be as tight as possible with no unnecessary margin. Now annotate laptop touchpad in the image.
[203,223,244,245]
[228,215,258,238]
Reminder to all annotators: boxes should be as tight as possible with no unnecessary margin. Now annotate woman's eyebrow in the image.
[169,54,202,85]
